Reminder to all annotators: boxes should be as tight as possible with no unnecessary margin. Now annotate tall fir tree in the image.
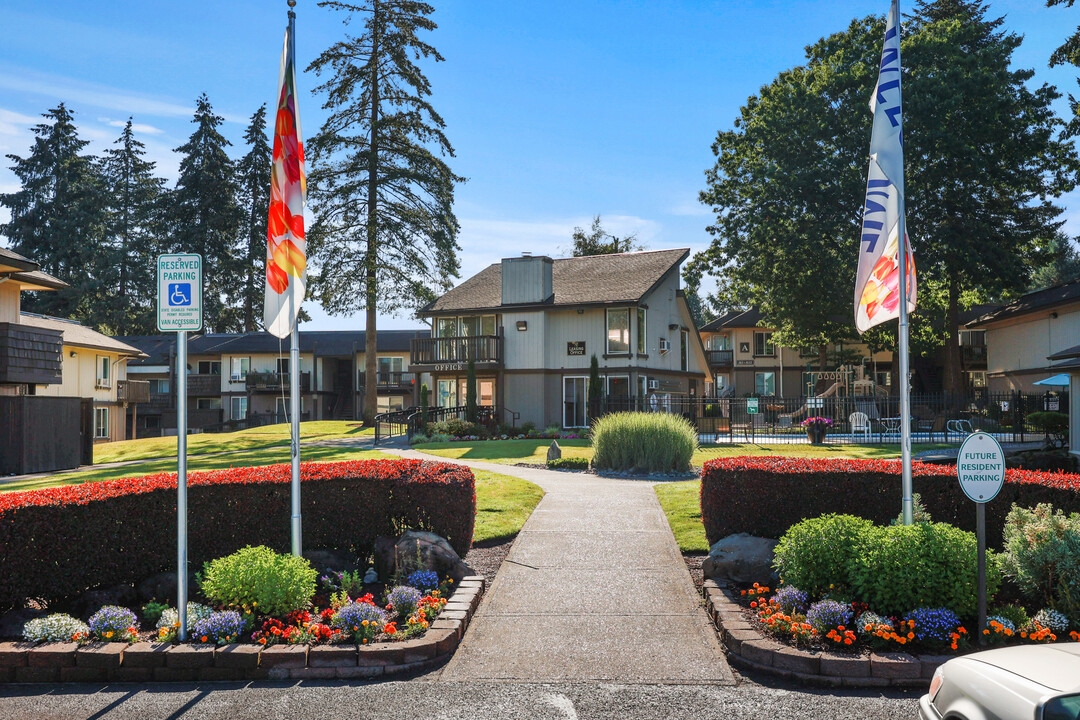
[168,93,244,332]
[101,118,167,335]
[237,105,272,332]
[0,104,111,325]
[307,0,463,423]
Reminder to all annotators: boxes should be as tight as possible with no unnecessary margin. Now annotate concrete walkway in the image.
[385,445,733,685]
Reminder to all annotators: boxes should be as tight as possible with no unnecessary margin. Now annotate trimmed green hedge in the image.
[547,457,589,470]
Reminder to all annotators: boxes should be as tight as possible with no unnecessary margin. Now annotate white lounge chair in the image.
[849,411,871,439]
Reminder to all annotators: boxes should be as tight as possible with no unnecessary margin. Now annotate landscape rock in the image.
[75,584,137,619]
[547,441,562,462]
[137,572,200,604]
[375,530,470,583]
[303,548,361,574]
[701,533,779,585]
[0,609,42,639]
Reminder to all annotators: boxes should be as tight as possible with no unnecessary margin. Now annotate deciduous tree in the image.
[569,215,642,256]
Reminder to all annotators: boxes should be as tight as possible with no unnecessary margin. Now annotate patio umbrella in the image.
[1033,373,1071,386]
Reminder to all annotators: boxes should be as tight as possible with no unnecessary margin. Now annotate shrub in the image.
[1001,503,1080,622]
[0,458,476,612]
[772,586,809,615]
[850,523,999,618]
[409,432,430,444]
[202,546,317,618]
[890,493,933,526]
[386,585,423,619]
[805,600,852,633]
[991,603,1030,632]
[591,412,697,473]
[1027,411,1068,444]
[428,418,483,438]
[88,606,139,643]
[547,457,589,470]
[699,456,1080,545]
[141,601,168,627]
[544,425,562,436]
[774,514,874,597]
[521,421,536,434]
[191,610,246,645]
[404,570,439,593]
[23,614,89,643]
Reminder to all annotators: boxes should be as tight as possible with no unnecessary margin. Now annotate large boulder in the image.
[374,530,470,584]
[75,584,137,619]
[304,548,362,574]
[547,441,562,462]
[0,608,42,639]
[701,533,779,586]
[136,571,201,604]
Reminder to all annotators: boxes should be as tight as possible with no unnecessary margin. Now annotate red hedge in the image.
[0,458,475,612]
[701,456,1080,547]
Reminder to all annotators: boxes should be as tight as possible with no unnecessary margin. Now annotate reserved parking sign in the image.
[157,254,203,332]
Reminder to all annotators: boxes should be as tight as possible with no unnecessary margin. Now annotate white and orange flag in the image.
[855,0,916,334]
[263,13,307,339]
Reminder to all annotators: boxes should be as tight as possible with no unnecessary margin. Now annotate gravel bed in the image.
[463,537,514,586]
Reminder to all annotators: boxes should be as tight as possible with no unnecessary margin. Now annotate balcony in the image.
[187,373,221,396]
[706,349,734,368]
[960,344,987,368]
[410,335,503,370]
[0,322,62,385]
[245,371,311,393]
[117,379,150,404]
[358,371,416,392]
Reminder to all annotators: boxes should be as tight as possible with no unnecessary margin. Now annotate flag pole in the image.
[895,0,914,526]
[287,0,302,557]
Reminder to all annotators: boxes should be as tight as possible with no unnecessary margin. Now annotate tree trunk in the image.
[362,0,381,426]
[942,275,964,396]
[818,344,828,373]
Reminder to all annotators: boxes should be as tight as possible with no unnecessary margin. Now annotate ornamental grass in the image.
[591,412,697,473]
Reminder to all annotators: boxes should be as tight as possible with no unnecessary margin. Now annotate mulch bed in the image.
[683,553,706,595]
[463,537,513,586]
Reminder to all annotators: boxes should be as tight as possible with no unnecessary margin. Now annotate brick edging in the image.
[0,576,485,684]
[702,579,946,688]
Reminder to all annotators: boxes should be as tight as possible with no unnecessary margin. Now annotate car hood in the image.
[969,643,1080,692]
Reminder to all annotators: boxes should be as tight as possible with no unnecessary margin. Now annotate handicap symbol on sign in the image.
[169,283,192,306]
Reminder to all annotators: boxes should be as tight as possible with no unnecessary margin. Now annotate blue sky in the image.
[1,0,1079,331]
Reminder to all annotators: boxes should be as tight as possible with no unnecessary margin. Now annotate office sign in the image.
[956,432,1005,503]
[157,254,203,332]
[567,341,585,356]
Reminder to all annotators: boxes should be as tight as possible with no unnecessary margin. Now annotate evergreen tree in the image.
[588,354,603,420]
[307,0,463,423]
[465,358,477,423]
[569,215,642,256]
[168,93,244,332]
[237,105,272,332]
[1029,233,1080,290]
[101,119,167,335]
[0,104,110,324]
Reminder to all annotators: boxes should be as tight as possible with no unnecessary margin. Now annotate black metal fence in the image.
[594,390,1066,445]
[374,404,501,444]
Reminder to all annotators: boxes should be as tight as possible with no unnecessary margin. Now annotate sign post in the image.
[956,432,1005,645]
[157,253,202,641]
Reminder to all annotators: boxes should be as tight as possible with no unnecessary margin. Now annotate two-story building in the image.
[411,249,710,428]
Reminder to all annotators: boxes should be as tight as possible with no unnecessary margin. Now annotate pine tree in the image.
[0,104,111,324]
[465,358,477,423]
[168,94,244,332]
[307,0,463,424]
[588,354,603,420]
[101,119,167,335]
[237,105,272,332]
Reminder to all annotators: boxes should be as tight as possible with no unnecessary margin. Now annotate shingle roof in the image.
[20,313,145,357]
[118,330,427,364]
[421,249,689,315]
[0,247,68,290]
[968,281,1080,327]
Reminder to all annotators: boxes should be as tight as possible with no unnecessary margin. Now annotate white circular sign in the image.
[956,432,1006,503]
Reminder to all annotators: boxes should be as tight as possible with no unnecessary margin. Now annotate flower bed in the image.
[700,456,1080,544]
[0,459,475,612]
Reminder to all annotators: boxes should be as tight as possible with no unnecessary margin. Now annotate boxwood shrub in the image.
[700,456,1080,547]
[547,457,589,470]
[591,412,697,473]
[0,458,475,612]
[773,514,874,598]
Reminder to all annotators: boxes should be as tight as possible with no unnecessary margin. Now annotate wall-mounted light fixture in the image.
[69,350,76,357]
[516,320,527,331]
[1051,311,1059,319]
[668,323,679,331]
[577,309,584,315]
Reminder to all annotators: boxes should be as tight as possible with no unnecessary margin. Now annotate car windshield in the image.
[1045,694,1080,720]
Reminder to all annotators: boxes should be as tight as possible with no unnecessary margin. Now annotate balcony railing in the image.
[117,379,150,404]
[706,349,734,367]
[186,373,221,395]
[961,344,987,366]
[358,371,416,390]
[410,335,503,368]
[245,371,311,392]
[0,322,63,385]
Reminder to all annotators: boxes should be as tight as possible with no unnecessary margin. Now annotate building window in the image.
[478,379,495,406]
[753,332,775,357]
[196,397,222,410]
[710,334,730,351]
[378,356,404,381]
[637,308,647,354]
[377,395,406,413]
[148,378,170,394]
[959,330,986,346]
[606,309,630,354]
[276,396,304,417]
[875,371,892,387]
[276,358,290,375]
[230,396,248,419]
[755,372,776,396]
[436,318,458,338]
[230,357,250,382]
[680,329,689,372]
[438,379,457,408]
[563,376,589,427]
[967,371,987,388]
[96,356,111,388]
[607,375,630,398]
[197,360,221,375]
[459,315,497,336]
[94,407,109,439]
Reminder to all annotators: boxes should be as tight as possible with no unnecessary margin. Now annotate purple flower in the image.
[806,600,852,632]
[88,606,139,642]
[331,601,387,633]
[772,586,809,615]
[904,608,960,644]
[191,610,246,645]
[386,585,423,618]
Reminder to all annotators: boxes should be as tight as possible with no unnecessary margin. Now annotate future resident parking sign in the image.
[956,432,1006,503]
[157,254,203,332]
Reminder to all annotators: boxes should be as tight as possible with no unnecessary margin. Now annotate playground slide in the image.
[780,382,845,421]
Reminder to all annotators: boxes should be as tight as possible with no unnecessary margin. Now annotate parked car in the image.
[920,643,1080,720]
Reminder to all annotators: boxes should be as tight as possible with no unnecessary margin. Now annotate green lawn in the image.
[95,421,373,464]
[655,481,709,553]
[472,469,545,544]
[413,439,951,467]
